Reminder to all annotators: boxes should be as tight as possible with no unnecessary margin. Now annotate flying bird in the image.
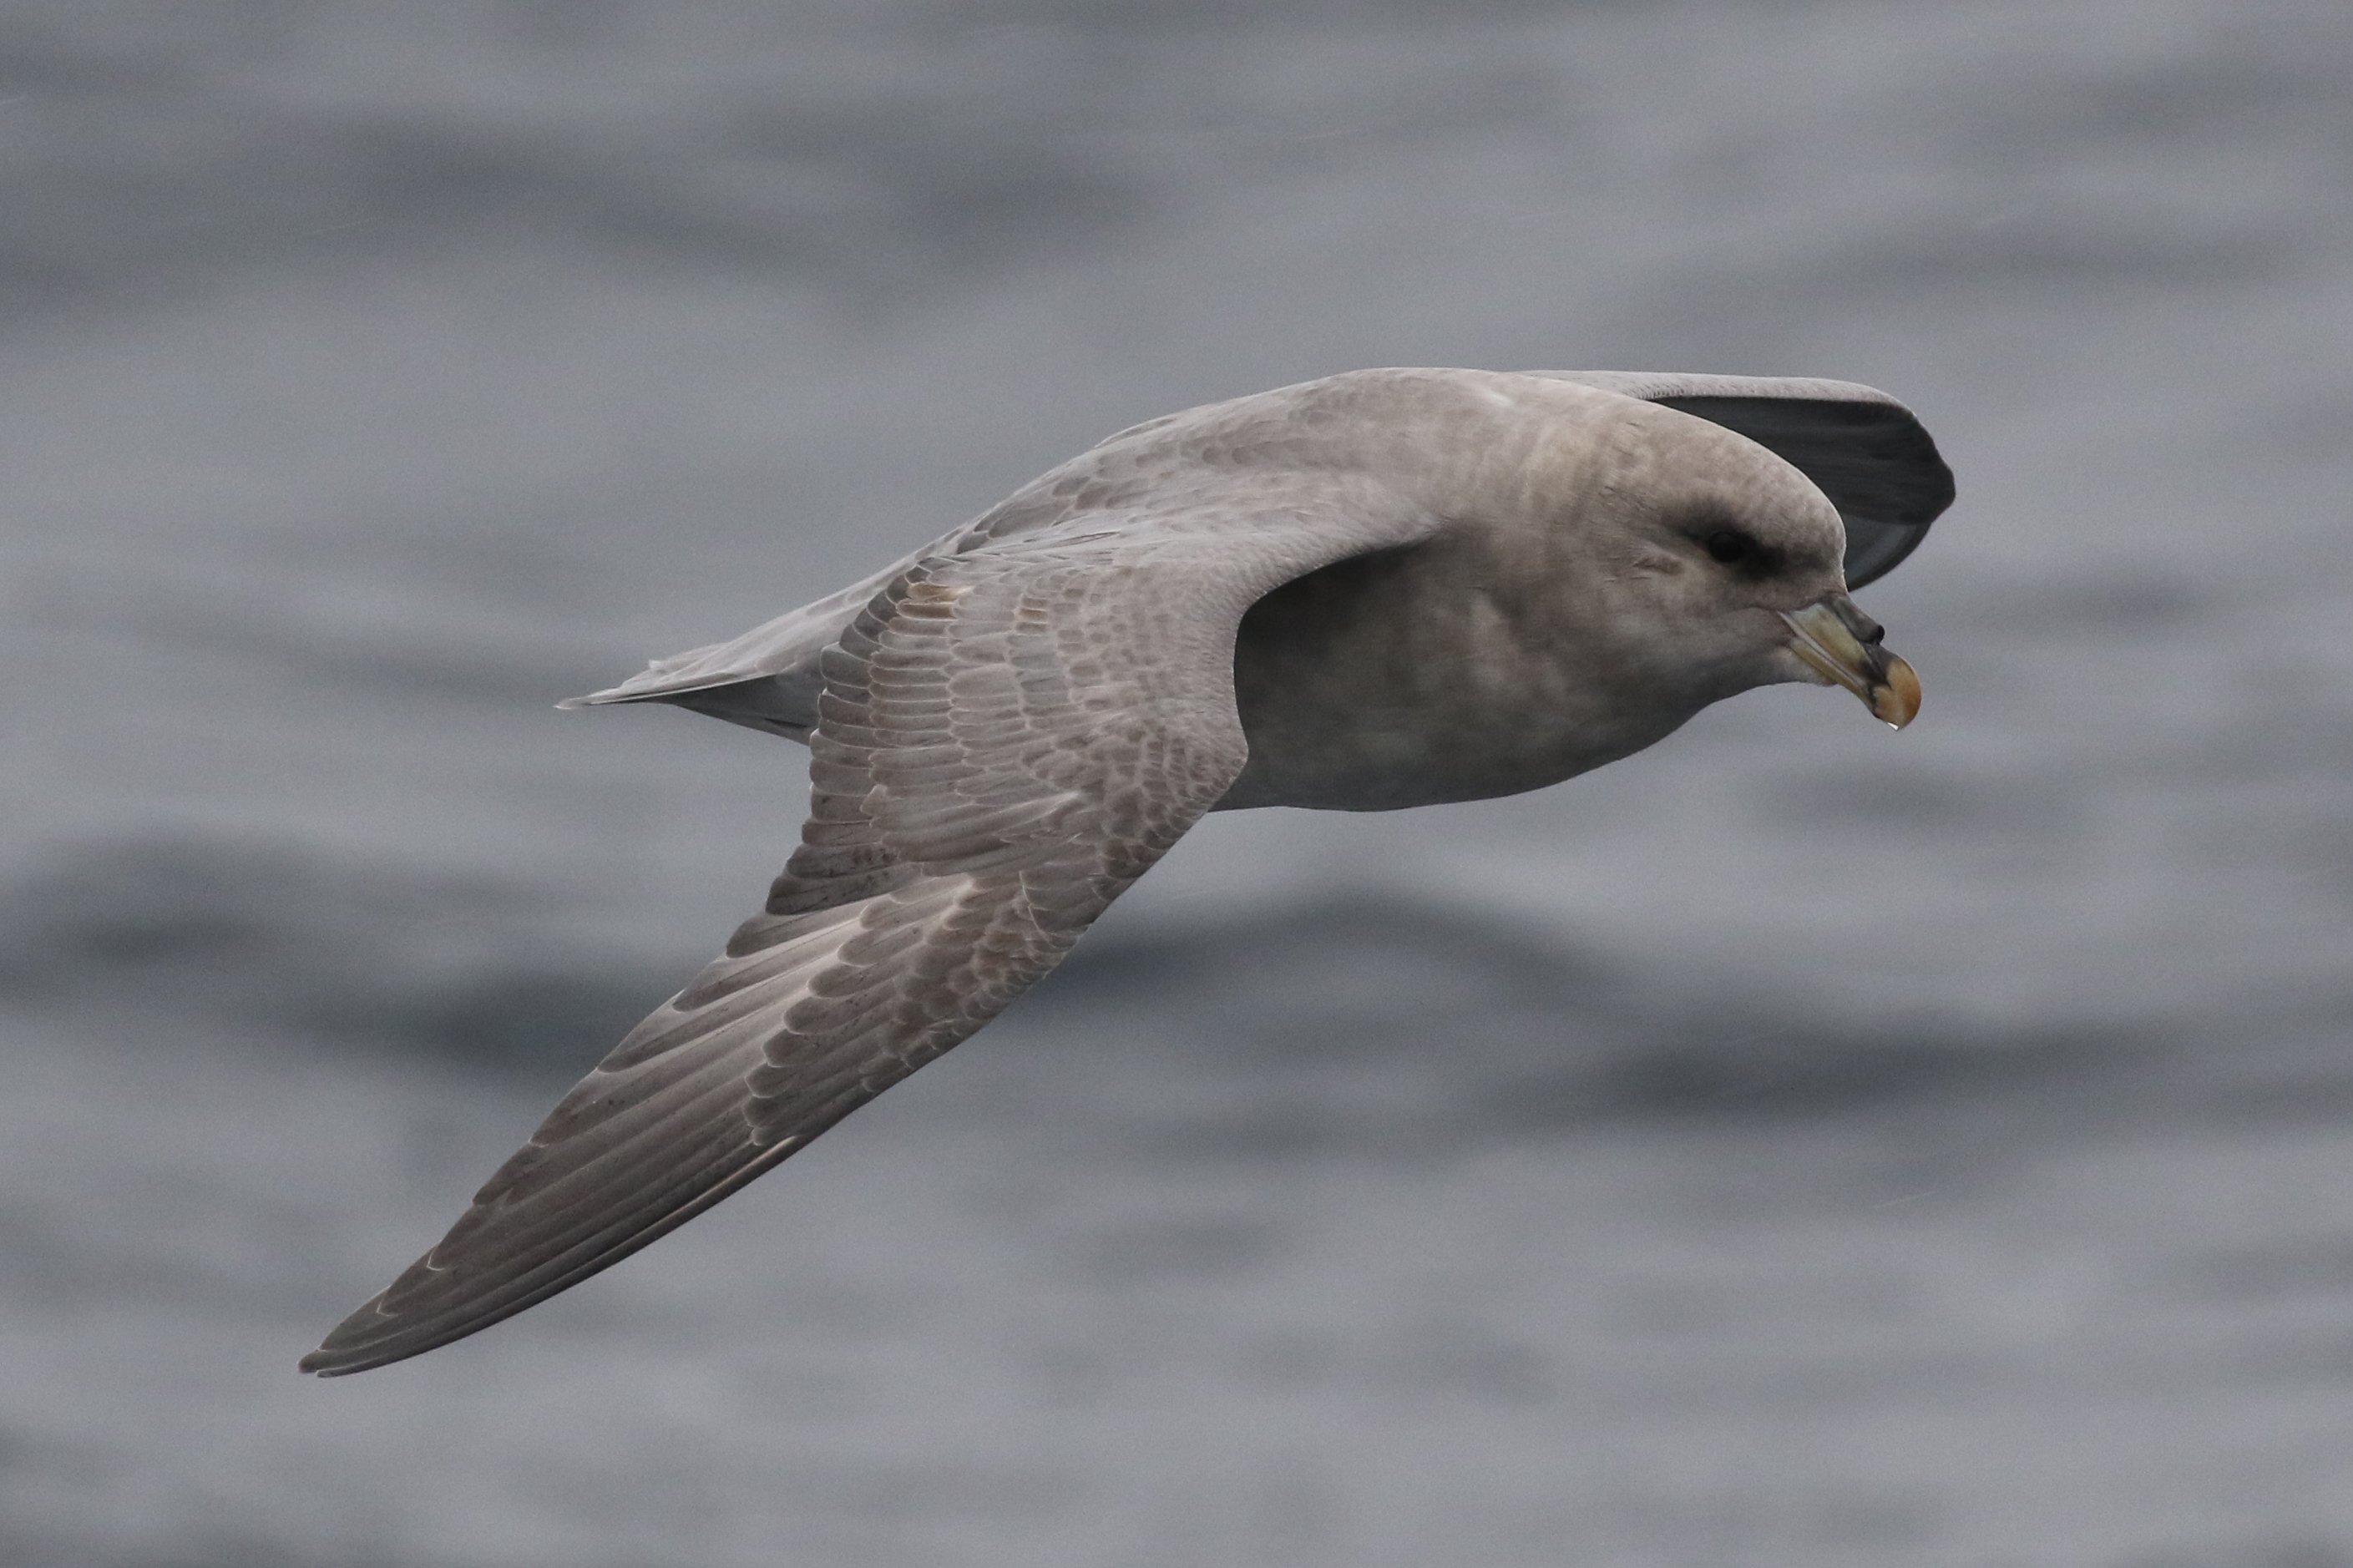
[302,367,1951,1375]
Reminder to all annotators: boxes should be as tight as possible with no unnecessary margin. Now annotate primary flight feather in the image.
[303,367,1950,1375]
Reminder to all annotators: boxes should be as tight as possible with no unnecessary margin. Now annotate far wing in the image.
[1531,371,1956,588]
[303,499,1438,1375]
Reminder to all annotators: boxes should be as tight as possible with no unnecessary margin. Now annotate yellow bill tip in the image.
[1869,652,1921,729]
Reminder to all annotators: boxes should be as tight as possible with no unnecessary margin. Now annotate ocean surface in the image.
[3,0,2351,1562]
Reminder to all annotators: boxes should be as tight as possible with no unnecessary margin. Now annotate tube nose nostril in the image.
[1839,603,1886,645]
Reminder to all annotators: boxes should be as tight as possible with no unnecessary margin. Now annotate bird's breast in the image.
[1217,537,1694,812]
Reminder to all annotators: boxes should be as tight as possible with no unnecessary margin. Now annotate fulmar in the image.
[303,367,1951,1375]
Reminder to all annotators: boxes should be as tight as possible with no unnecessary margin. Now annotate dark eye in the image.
[1705,529,1758,566]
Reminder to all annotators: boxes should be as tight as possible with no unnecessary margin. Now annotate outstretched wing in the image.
[303,500,1436,1375]
[1529,371,1956,588]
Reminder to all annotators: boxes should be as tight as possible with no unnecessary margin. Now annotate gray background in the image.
[5,1,2352,1563]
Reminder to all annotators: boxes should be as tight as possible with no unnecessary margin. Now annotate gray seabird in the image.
[303,367,1951,1375]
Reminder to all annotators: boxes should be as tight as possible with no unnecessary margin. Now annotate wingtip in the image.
[554,679,686,711]
[299,1332,423,1378]
[299,1287,413,1376]
[297,1342,365,1377]
[555,682,641,710]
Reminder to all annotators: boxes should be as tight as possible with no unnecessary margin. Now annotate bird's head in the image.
[1551,396,1921,729]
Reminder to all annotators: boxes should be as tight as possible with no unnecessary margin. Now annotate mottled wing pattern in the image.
[303,504,1428,1375]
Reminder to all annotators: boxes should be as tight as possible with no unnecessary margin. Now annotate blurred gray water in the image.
[4,1,2352,1563]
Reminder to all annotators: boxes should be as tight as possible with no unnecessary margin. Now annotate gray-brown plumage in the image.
[302,367,1950,1375]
